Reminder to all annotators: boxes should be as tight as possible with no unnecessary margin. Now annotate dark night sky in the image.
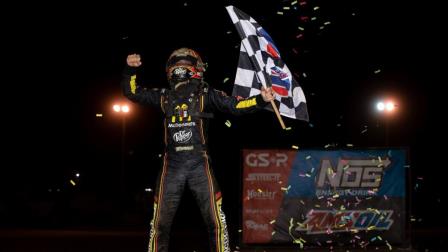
[2,0,446,232]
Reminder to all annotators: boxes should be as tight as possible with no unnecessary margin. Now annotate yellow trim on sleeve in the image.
[130,75,137,94]
[235,97,257,109]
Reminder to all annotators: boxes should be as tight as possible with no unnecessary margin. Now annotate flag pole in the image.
[270,100,286,129]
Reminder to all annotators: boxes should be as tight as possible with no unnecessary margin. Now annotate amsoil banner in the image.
[242,149,408,246]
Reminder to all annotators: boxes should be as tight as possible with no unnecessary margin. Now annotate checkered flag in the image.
[226,5,309,121]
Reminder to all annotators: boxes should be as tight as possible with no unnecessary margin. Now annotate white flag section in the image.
[226,5,309,121]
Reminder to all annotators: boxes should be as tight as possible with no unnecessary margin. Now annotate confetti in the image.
[70,180,76,186]
[277,11,284,15]
[225,120,231,127]
[361,128,368,134]
[319,26,325,30]
[223,77,230,83]
[291,0,298,5]
[226,30,232,34]
[184,2,188,6]
[306,155,311,160]
[270,220,276,224]
[271,231,276,236]
[302,73,307,78]
[313,6,320,10]
[257,189,262,193]
[367,226,376,231]
[311,17,317,21]
[145,188,152,192]
[332,194,340,198]
[299,1,307,6]
[298,26,305,31]
[346,144,353,147]
[238,229,242,233]
[374,69,382,74]
[300,200,305,205]
[324,21,331,25]
[283,6,290,10]
[285,127,292,130]
[96,113,103,117]
[324,144,331,148]
[300,16,309,21]
[292,145,299,149]
[296,34,303,39]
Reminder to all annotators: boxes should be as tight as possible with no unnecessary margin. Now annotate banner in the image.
[242,149,408,246]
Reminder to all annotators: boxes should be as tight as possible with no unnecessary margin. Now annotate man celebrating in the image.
[121,48,274,252]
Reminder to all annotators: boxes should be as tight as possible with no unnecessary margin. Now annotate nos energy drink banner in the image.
[242,149,408,245]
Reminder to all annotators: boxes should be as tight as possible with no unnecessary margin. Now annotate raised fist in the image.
[127,54,142,67]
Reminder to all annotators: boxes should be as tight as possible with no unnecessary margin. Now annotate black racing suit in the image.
[121,67,267,252]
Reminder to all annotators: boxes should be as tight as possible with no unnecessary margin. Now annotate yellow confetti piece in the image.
[377,236,383,241]
[332,194,339,198]
[291,0,298,5]
[257,189,262,193]
[96,113,103,117]
[281,187,288,191]
[367,226,376,231]
[350,229,359,233]
[238,229,242,233]
[378,156,382,162]
[285,127,292,130]
[315,204,320,208]
[346,144,353,147]
[225,120,231,127]
[277,11,284,15]
[70,180,76,186]
[313,6,320,10]
[324,21,331,25]
[283,6,290,10]
[340,205,346,211]
[271,231,276,236]
[292,145,299,149]
[270,220,276,224]
[223,77,230,83]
